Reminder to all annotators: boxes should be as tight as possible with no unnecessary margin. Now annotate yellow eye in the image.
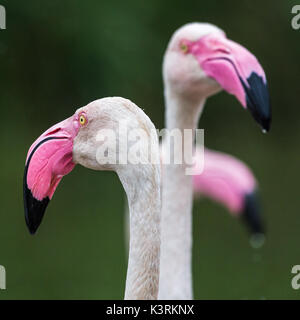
[79,114,87,126]
[180,42,188,54]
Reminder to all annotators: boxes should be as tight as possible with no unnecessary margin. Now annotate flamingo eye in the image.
[180,42,189,54]
[79,114,87,126]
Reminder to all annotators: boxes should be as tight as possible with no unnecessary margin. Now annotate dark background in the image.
[0,0,299,299]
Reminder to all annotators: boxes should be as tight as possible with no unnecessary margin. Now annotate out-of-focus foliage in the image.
[0,0,299,299]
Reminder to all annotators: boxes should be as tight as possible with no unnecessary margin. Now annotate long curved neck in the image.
[159,86,205,299]
[118,164,161,300]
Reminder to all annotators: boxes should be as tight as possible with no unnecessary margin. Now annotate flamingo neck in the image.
[159,86,205,299]
[118,163,161,300]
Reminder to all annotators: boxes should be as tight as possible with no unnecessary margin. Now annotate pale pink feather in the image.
[193,148,257,215]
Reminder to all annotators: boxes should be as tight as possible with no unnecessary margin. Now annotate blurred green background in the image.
[0,0,299,299]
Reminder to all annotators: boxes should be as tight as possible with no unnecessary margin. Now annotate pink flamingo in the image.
[193,148,263,236]
[159,23,271,299]
[23,97,161,300]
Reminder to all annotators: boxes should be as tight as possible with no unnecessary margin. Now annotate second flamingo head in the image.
[163,23,271,132]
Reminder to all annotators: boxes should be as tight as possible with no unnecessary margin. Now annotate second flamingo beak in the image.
[23,116,79,234]
[189,34,271,132]
[243,190,264,236]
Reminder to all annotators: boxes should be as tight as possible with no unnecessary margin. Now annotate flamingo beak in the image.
[242,190,264,236]
[23,116,79,234]
[191,34,271,132]
[242,190,266,248]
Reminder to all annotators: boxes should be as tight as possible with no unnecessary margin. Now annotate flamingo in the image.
[124,146,264,259]
[23,97,161,300]
[159,23,271,299]
[193,148,263,237]
[124,146,264,257]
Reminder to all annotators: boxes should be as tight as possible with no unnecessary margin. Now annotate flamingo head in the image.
[193,149,265,238]
[163,23,271,132]
[23,97,156,234]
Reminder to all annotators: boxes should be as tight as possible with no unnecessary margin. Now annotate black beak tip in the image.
[241,190,265,237]
[241,72,272,133]
[260,115,271,133]
[25,212,41,235]
[23,178,49,235]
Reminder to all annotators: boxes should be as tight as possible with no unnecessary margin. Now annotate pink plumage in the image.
[193,148,263,234]
[181,31,271,131]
